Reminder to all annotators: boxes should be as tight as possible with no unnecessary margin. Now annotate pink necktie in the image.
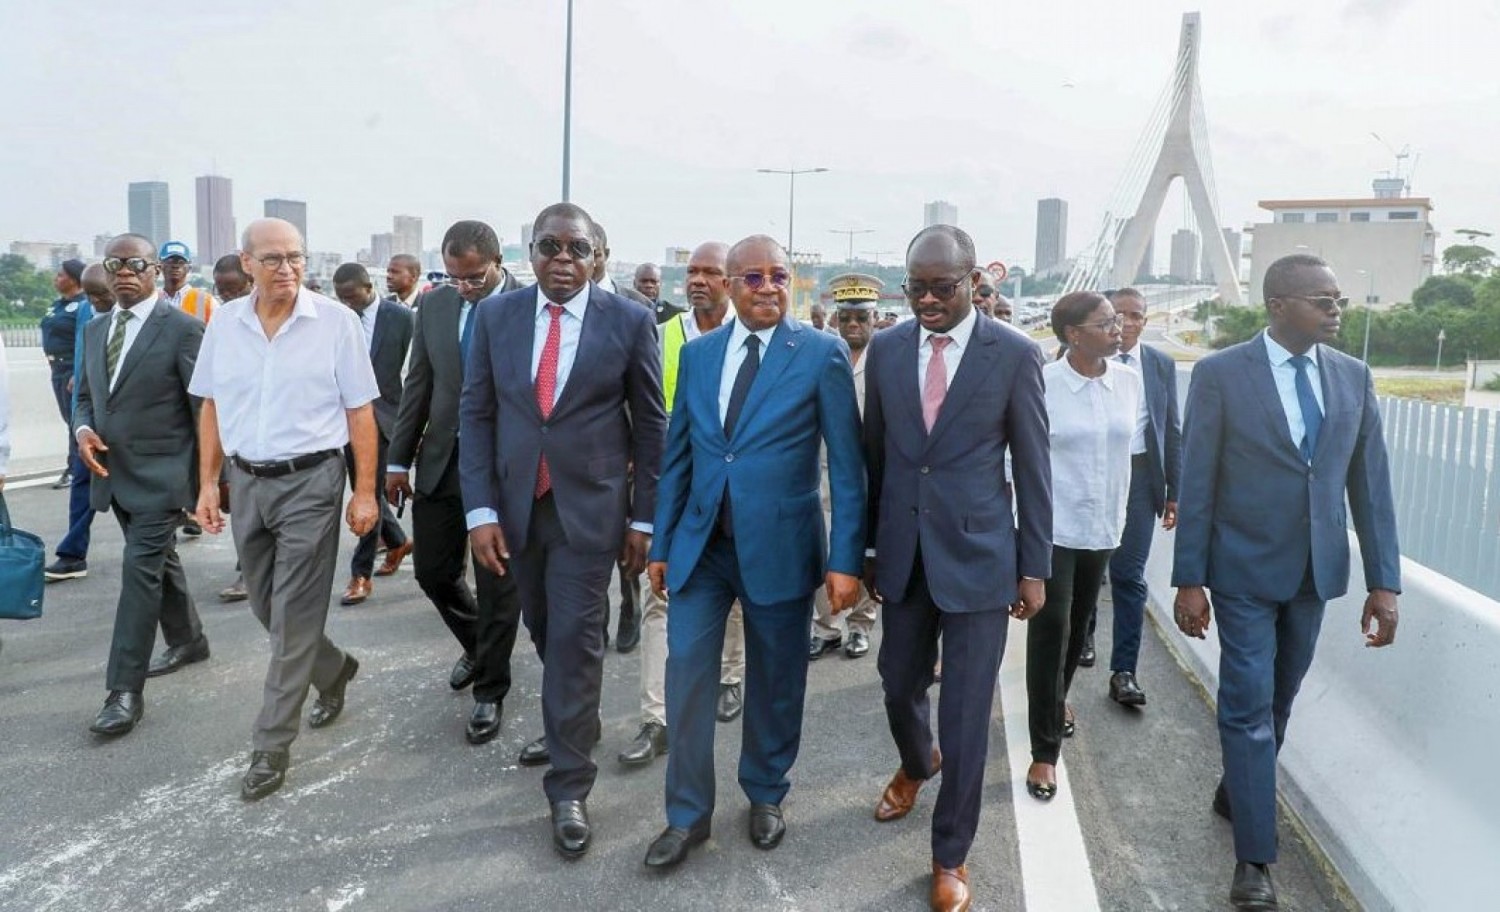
[534,303,565,498]
[923,335,952,432]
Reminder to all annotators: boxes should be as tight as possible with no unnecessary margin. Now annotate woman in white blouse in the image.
[1026,291,1146,801]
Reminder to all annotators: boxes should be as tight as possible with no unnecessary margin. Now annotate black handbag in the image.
[0,491,45,620]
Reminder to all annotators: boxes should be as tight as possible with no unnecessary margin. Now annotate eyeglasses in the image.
[1078,315,1125,331]
[445,265,495,289]
[974,288,995,299]
[254,252,307,271]
[901,278,968,301]
[731,270,791,290]
[1281,295,1348,313]
[102,256,157,275]
[534,237,594,260]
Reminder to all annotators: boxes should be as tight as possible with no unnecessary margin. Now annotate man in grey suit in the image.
[461,202,666,858]
[1172,254,1401,910]
[387,220,523,743]
[332,263,415,606]
[75,233,207,736]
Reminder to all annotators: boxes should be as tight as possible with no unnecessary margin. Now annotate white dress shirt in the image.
[354,299,380,351]
[1044,357,1144,551]
[0,336,11,476]
[917,306,979,392]
[530,283,590,410]
[1115,344,1151,455]
[106,295,161,393]
[719,319,778,424]
[1263,332,1325,449]
[188,288,379,461]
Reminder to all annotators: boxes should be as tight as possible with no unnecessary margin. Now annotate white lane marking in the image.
[4,473,67,491]
[998,624,1103,912]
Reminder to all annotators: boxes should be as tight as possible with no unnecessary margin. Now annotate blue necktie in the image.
[459,303,475,369]
[1118,352,1132,365]
[1289,354,1322,463]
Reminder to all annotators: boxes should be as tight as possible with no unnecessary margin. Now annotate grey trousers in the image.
[229,457,349,753]
[106,504,202,693]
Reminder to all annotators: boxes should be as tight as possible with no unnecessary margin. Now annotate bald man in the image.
[192,218,381,801]
[634,262,682,325]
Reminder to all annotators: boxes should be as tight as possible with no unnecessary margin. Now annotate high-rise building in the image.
[392,215,422,258]
[1169,229,1200,282]
[1035,198,1069,276]
[196,175,236,264]
[1202,227,1241,281]
[264,198,307,243]
[923,200,958,228]
[371,232,394,268]
[128,181,170,249]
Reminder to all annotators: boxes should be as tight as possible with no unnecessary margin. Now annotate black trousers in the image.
[412,452,521,703]
[345,435,408,578]
[105,504,202,692]
[1027,544,1113,764]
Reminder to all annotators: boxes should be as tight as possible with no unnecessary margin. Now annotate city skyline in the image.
[6,1,1498,272]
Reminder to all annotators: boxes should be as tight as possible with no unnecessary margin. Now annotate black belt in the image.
[231,449,339,479]
[46,355,73,367]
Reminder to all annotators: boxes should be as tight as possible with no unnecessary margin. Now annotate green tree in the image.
[1209,306,1265,348]
[1412,275,1477,309]
[0,254,55,318]
[1441,244,1496,277]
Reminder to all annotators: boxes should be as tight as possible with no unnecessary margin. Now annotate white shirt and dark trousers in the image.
[1027,356,1145,766]
[190,288,380,760]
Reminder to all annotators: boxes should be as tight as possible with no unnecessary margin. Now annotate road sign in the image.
[987,261,1008,282]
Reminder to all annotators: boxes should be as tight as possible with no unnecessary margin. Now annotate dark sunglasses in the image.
[102,256,157,275]
[732,270,791,290]
[534,237,594,260]
[901,278,968,301]
[974,288,995,299]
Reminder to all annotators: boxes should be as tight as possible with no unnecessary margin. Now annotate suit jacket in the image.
[73,300,203,514]
[1135,343,1183,514]
[366,298,414,439]
[1171,331,1400,602]
[651,299,686,325]
[459,283,666,553]
[649,317,865,605]
[863,315,1052,611]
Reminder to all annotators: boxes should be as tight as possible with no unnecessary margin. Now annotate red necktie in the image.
[534,303,565,498]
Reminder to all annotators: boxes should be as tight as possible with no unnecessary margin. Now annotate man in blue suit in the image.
[1172,254,1400,910]
[460,202,666,859]
[642,234,864,870]
[864,226,1052,912]
[1101,287,1181,705]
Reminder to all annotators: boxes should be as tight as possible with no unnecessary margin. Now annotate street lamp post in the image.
[561,0,574,201]
[1357,269,1377,363]
[756,167,829,256]
[830,228,874,264]
[1436,327,1446,375]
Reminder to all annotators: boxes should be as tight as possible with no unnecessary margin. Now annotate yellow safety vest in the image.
[661,315,687,414]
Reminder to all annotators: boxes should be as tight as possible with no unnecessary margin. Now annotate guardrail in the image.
[1,325,42,348]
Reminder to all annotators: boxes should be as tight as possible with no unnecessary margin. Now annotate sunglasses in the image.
[1281,294,1349,313]
[974,288,995,299]
[102,256,157,275]
[901,278,968,301]
[732,270,791,290]
[534,237,594,260]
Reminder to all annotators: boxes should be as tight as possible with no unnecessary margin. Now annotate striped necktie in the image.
[106,310,134,382]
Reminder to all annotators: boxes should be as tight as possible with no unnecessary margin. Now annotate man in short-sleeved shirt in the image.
[191,217,381,802]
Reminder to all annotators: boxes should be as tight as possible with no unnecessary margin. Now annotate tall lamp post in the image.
[1356,269,1377,363]
[829,228,874,264]
[756,167,829,257]
[561,0,575,201]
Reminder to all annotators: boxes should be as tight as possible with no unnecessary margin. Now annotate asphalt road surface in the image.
[0,480,1352,911]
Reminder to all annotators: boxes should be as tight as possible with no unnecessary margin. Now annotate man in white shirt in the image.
[191,218,381,802]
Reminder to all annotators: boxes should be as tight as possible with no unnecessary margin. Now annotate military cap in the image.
[827,272,882,311]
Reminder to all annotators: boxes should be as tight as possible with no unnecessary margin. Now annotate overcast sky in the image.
[5,0,1498,270]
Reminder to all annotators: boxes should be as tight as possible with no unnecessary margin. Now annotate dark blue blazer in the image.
[1136,343,1183,514]
[1171,332,1401,602]
[863,315,1053,612]
[649,317,865,605]
[458,283,666,553]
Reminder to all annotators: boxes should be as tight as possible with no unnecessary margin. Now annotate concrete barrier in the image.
[1145,529,1500,911]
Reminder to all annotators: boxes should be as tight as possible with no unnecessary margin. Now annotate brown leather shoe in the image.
[340,577,372,606]
[875,749,941,822]
[374,541,413,577]
[930,862,971,912]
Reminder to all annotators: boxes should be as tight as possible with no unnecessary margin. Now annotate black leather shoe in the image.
[466,700,502,745]
[1230,862,1278,910]
[551,800,591,858]
[716,682,743,723]
[519,734,550,766]
[449,653,477,690]
[616,614,641,653]
[644,822,711,869]
[808,635,842,661]
[241,750,289,801]
[844,630,870,659]
[146,635,210,677]
[748,803,785,850]
[308,654,359,729]
[619,721,668,767]
[89,691,143,736]
[1108,671,1147,706]
[1213,781,1233,822]
[1078,634,1096,668]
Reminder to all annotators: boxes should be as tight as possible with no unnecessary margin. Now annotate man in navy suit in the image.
[460,202,665,859]
[1101,287,1181,706]
[642,235,864,870]
[863,226,1052,912]
[1172,254,1400,910]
